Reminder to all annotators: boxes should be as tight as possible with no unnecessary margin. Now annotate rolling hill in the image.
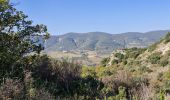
[45,30,169,55]
[86,32,170,100]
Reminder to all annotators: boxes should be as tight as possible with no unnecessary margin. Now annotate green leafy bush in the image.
[164,32,170,43]
[115,53,124,60]
[101,57,110,67]
[115,86,127,100]
[125,48,146,59]
[160,59,169,67]
[122,60,128,65]
[111,59,118,65]
[148,52,162,64]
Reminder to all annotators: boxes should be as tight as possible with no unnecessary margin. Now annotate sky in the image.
[12,0,170,35]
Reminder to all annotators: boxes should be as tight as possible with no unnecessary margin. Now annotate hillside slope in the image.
[45,30,170,55]
[101,32,170,99]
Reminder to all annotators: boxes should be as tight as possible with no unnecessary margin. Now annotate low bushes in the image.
[147,52,169,67]
[138,66,153,73]
[160,59,169,67]
[0,79,24,100]
[148,52,162,64]
[101,57,110,67]
[164,32,170,43]
[125,48,146,59]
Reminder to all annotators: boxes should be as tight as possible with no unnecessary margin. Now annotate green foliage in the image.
[138,66,153,73]
[159,90,165,100]
[125,48,146,59]
[126,66,136,72]
[115,53,124,60]
[1,0,170,99]
[29,88,36,98]
[100,57,110,67]
[122,60,128,65]
[159,54,169,67]
[96,67,114,77]
[111,59,118,65]
[82,66,115,78]
[0,1,49,83]
[160,59,169,67]
[28,56,105,99]
[31,55,81,97]
[110,48,146,66]
[148,52,162,64]
[164,71,170,79]
[78,76,104,99]
[116,86,127,100]
[164,32,170,43]
[81,66,96,78]
[0,0,8,4]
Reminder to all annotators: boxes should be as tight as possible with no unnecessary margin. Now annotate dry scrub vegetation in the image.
[1,0,170,100]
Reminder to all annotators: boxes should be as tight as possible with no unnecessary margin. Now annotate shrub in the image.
[138,66,153,73]
[32,88,54,100]
[101,57,110,67]
[159,53,169,67]
[122,60,128,65]
[159,89,165,100]
[148,52,162,64]
[160,60,169,67]
[0,79,24,100]
[30,55,84,98]
[116,86,127,100]
[130,83,152,100]
[111,59,118,65]
[126,66,136,72]
[126,59,136,66]
[81,66,96,78]
[115,53,124,60]
[107,86,127,100]
[157,72,164,81]
[164,32,170,43]
[125,48,146,59]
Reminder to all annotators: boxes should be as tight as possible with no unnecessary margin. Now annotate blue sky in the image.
[12,0,170,35]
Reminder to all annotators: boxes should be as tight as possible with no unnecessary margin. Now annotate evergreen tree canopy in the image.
[0,0,49,81]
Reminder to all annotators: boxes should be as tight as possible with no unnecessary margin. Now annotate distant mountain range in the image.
[44,30,170,54]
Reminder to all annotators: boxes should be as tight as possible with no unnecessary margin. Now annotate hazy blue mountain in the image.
[44,30,170,54]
